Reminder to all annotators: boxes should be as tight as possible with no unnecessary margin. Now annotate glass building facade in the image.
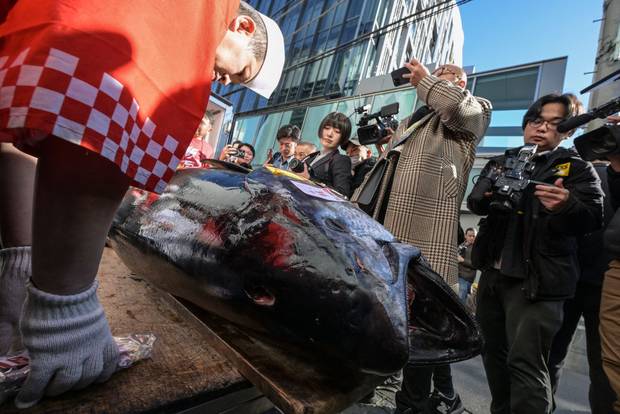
[213,0,464,114]
[231,57,568,167]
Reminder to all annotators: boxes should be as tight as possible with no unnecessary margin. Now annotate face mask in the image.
[350,155,363,168]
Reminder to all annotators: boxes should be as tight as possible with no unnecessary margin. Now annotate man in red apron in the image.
[0,0,285,407]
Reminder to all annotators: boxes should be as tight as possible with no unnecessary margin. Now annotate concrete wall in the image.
[587,0,620,130]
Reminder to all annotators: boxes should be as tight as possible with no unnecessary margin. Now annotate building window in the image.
[239,90,257,112]
[232,115,262,146]
[290,108,307,131]
[429,23,438,60]
[300,102,339,144]
[473,67,539,110]
[252,111,293,164]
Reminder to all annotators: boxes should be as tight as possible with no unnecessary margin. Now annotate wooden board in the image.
[1,248,248,414]
[165,296,387,414]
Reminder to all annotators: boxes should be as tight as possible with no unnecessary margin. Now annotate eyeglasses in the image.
[432,66,460,78]
[528,117,565,131]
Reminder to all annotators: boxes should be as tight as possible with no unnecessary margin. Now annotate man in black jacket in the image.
[467,94,604,414]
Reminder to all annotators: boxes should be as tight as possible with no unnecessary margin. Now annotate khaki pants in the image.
[600,259,620,412]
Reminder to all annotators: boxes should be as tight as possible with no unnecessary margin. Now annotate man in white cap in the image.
[213,1,285,98]
[0,0,285,408]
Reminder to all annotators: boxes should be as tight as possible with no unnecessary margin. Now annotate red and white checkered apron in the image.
[0,0,239,193]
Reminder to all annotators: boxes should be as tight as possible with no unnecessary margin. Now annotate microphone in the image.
[557,113,596,133]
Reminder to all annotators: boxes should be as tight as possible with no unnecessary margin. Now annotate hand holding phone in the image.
[391,67,410,87]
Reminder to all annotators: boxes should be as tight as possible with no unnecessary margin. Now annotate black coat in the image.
[577,163,613,285]
[467,146,604,301]
[307,151,352,198]
[604,166,620,257]
[352,157,376,192]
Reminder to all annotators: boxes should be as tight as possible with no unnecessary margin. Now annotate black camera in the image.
[355,102,400,146]
[481,144,539,213]
[574,124,620,161]
[558,69,620,160]
[458,244,467,257]
[288,157,306,173]
[228,148,246,158]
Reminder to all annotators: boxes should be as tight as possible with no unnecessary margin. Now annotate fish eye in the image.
[244,285,276,306]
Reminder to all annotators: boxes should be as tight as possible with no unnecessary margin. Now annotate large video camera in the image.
[479,144,539,213]
[558,69,620,161]
[355,102,400,146]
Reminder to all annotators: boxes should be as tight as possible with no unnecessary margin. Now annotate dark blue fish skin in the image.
[109,162,480,375]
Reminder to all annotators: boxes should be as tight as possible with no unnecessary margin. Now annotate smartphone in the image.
[390,67,410,87]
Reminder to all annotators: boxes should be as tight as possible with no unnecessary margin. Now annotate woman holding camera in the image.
[299,112,352,198]
[219,141,255,169]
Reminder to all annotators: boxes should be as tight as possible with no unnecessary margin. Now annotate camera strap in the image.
[385,110,434,152]
[353,110,433,213]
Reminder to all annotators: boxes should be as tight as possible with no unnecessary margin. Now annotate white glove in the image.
[15,280,119,408]
[0,246,31,354]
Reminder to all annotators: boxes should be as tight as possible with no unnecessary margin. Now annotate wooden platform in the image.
[2,248,387,413]
[166,297,386,414]
[1,248,249,414]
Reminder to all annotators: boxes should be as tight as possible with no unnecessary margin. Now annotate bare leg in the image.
[31,137,130,295]
[0,143,36,247]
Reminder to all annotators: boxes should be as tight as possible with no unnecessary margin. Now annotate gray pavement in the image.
[452,355,590,414]
[341,323,592,414]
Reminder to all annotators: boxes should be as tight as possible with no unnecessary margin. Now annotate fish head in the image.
[233,168,416,374]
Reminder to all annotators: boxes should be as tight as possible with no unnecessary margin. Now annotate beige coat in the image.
[353,76,492,286]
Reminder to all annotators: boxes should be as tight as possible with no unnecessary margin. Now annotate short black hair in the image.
[203,110,215,125]
[465,227,476,235]
[276,124,301,142]
[522,93,581,130]
[318,112,351,145]
[239,142,255,158]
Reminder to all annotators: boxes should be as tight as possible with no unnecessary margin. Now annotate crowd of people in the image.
[202,63,620,414]
[1,1,620,413]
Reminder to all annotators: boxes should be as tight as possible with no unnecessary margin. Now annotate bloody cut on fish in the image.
[109,161,482,375]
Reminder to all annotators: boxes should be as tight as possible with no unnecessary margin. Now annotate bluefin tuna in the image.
[109,161,481,375]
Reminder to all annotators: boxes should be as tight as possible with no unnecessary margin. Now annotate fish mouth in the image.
[406,257,482,364]
[244,285,276,306]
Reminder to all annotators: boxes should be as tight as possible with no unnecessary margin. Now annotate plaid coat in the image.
[354,75,491,286]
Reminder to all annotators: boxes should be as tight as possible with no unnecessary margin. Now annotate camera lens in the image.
[289,158,305,173]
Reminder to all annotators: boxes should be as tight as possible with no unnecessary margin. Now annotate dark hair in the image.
[276,124,301,142]
[522,93,582,130]
[203,110,215,125]
[318,112,351,145]
[238,2,267,63]
[239,142,255,158]
[465,227,476,235]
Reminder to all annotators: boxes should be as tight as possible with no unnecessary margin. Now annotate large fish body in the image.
[109,162,481,375]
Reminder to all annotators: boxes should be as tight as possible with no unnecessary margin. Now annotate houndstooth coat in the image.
[353,76,492,286]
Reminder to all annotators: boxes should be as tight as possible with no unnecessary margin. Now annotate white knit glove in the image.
[14,281,119,408]
[0,246,31,354]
